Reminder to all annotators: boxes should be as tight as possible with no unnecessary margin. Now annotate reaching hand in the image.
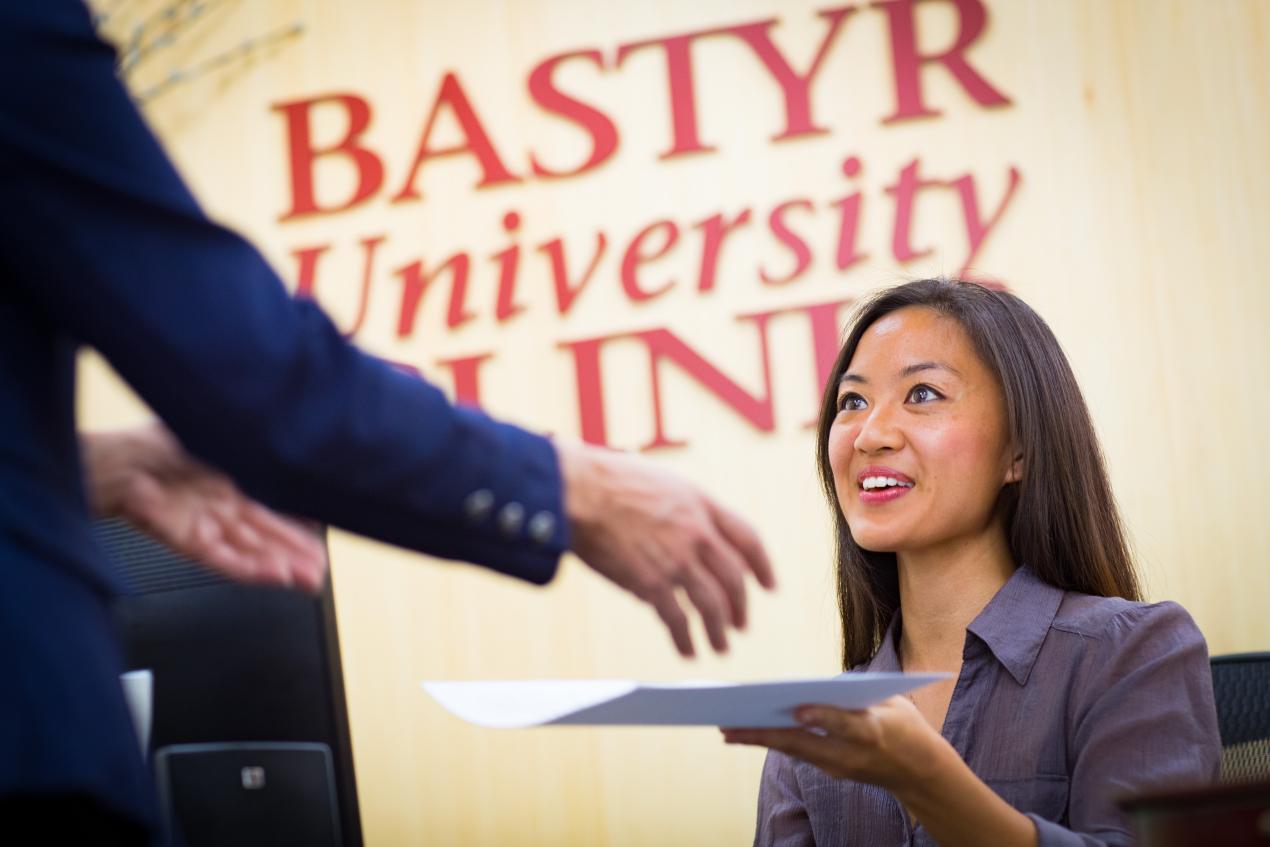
[721,696,947,792]
[82,422,327,592]
[556,441,776,658]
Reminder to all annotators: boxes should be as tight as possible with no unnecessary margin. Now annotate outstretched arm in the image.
[1,2,775,657]
[82,422,327,593]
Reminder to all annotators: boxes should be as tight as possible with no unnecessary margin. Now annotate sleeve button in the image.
[464,489,495,523]
[527,512,556,545]
[497,502,525,536]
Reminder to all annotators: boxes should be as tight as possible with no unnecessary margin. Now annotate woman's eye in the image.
[907,384,942,404]
[838,392,867,412]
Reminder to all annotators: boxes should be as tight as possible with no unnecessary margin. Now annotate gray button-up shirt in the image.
[755,566,1221,846]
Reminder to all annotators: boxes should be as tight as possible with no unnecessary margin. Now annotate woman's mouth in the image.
[857,469,915,504]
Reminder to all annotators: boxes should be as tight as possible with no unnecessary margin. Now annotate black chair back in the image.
[96,518,363,846]
[1210,652,1270,783]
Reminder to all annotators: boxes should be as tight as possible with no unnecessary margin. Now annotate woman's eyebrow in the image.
[839,361,961,387]
[899,361,961,378]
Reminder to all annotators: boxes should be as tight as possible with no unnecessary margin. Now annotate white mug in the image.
[119,668,153,757]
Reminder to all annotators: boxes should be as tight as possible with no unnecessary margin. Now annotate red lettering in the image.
[527,50,620,178]
[616,32,720,159]
[832,155,868,271]
[290,235,383,337]
[695,209,752,292]
[436,352,493,407]
[539,233,608,315]
[737,299,855,428]
[560,322,776,449]
[492,211,525,323]
[620,220,680,301]
[393,72,520,202]
[273,93,384,220]
[876,0,1011,123]
[802,300,856,403]
[291,244,329,300]
[559,296,869,446]
[727,7,857,141]
[394,253,475,335]
[950,166,1021,275]
[637,326,775,450]
[559,335,611,446]
[761,200,815,285]
[885,158,939,263]
[886,159,1020,274]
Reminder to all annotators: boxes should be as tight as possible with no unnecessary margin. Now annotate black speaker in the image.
[156,743,340,847]
[97,519,363,847]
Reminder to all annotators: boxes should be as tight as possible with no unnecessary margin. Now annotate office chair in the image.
[1210,652,1270,782]
[96,517,363,846]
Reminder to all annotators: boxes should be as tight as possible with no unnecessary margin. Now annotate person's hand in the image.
[555,440,776,658]
[82,422,327,592]
[721,695,952,793]
[725,696,1043,847]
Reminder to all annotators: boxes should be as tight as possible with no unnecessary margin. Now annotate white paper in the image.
[422,674,948,729]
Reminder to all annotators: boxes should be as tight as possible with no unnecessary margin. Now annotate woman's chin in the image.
[849,527,907,553]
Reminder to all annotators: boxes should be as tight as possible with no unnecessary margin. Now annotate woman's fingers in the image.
[721,727,860,777]
[795,705,877,744]
[722,701,944,793]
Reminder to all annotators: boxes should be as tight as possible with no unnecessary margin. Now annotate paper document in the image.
[421,674,948,729]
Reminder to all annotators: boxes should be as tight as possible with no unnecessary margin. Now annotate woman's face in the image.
[827,306,1019,555]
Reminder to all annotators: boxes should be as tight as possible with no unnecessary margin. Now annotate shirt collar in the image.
[864,565,1065,686]
[866,615,903,672]
[966,565,1065,686]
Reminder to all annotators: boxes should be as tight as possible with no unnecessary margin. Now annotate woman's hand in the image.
[724,696,1039,847]
[722,695,951,796]
[82,422,328,592]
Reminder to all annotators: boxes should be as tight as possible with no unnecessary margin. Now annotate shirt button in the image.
[497,502,525,536]
[527,512,556,545]
[464,489,494,524]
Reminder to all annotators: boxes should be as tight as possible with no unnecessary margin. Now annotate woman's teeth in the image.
[861,476,914,490]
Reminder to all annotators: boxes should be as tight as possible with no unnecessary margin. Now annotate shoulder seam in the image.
[1050,599,1175,639]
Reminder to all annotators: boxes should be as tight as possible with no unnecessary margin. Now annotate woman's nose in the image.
[854,405,904,454]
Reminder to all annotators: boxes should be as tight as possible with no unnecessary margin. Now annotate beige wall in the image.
[82,1,1270,844]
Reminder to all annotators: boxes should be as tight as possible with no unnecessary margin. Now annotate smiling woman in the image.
[724,279,1222,846]
[829,305,1021,568]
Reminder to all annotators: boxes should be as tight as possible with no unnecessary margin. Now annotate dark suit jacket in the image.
[0,1,568,827]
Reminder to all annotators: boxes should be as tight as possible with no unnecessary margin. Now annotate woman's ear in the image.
[1004,451,1024,484]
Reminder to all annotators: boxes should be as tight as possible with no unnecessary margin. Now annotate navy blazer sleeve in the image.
[0,1,567,584]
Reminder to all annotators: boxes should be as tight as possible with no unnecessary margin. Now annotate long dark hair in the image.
[816,279,1140,669]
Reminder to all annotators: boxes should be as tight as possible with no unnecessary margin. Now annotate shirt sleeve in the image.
[754,750,815,847]
[0,2,568,583]
[1029,601,1222,847]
